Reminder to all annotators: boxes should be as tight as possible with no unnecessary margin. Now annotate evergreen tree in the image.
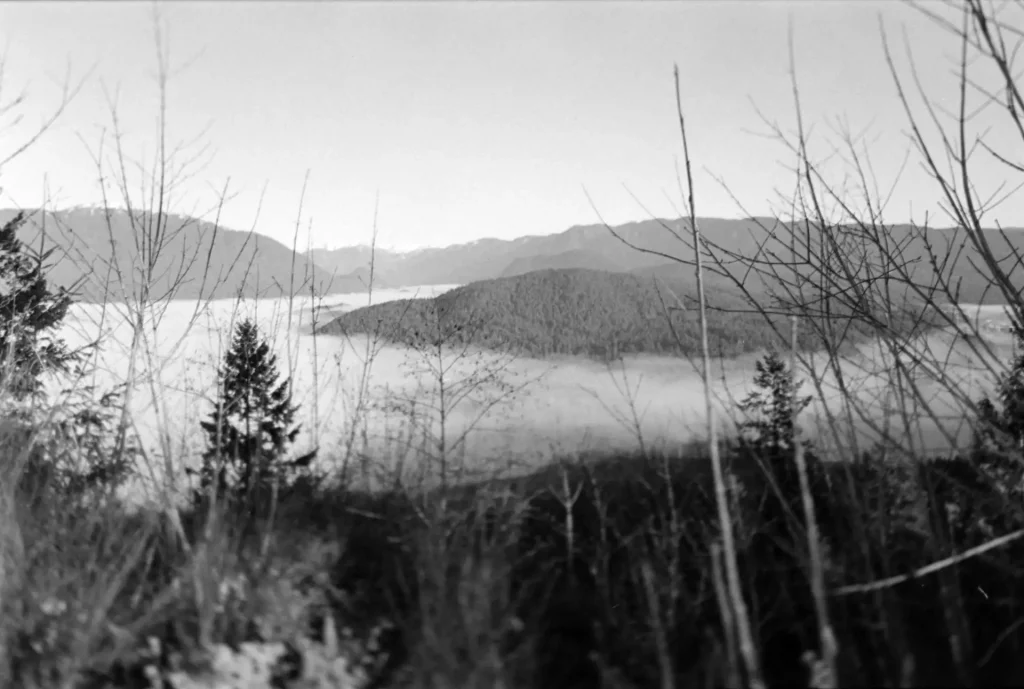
[975,328,1024,451]
[735,349,826,536]
[197,318,313,501]
[0,212,134,503]
[0,212,79,400]
[737,349,812,455]
[957,328,1024,541]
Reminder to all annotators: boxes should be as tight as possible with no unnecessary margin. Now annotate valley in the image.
[7,3,1024,685]
[48,254,1018,503]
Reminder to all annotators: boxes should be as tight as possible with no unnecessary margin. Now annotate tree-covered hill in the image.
[317,267,941,361]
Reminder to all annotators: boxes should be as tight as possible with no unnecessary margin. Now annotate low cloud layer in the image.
[51,289,1013,501]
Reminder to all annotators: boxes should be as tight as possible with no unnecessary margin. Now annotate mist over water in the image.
[48,288,1018,503]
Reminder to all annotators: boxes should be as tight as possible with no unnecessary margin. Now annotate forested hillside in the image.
[2,208,372,302]
[22,206,1020,306]
[318,267,940,360]
[310,216,1024,306]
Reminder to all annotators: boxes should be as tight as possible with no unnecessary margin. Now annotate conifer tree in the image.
[0,212,78,400]
[975,326,1024,451]
[949,330,1024,541]
[0,213,136,502]
[736,349,823,533]
[737,349,811,455]
[198,318,312,501]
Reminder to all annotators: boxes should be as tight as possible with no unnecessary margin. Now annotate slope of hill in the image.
[3,208,373,303]
[317,267,936,361]
[320,265,389,292]
[305,219,690,287]
[306,217,1024,306]
[500,248,622,278]
[307,245,401,283]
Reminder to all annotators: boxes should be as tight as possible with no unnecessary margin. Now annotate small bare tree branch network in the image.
[589,1,1024,685]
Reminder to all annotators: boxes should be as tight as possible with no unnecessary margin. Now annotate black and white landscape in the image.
[2,2,1024,688]
[36,207,1019,489]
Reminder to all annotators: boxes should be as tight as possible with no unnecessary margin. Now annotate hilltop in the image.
[317,266,940,361]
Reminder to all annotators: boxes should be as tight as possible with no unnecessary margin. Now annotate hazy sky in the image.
[0,1,1014,251]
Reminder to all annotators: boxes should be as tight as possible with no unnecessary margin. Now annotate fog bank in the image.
[45,289,1016,501]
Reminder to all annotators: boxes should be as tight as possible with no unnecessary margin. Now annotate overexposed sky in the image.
[0,1,1015,251]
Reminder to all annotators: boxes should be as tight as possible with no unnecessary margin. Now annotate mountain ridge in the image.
[309,216,1024,304]
[1,207,379,303]
[9,207,1024,306]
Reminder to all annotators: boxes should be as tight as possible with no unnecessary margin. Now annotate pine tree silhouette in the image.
[0,212,78,400]
[975,326,1024,451]
[197,318,314,502]
[737,349,823,532]
[737,349,811,455]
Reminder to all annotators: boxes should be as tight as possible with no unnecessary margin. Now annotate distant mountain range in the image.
[309,216,1024,305]
[309,218,687,288]
[7,207,1024,306]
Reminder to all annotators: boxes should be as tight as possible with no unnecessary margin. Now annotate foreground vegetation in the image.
[5,407,1024,688]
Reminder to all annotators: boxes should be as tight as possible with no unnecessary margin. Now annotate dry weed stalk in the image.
[673,65,765,689]
[640,559,675,689]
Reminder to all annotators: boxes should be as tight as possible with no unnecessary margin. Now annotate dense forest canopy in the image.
[319,267,943,361]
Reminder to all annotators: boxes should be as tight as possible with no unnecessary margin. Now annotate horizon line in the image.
[2,204,1019,254]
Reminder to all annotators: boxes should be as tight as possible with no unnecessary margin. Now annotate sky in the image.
[0,1,1016,252]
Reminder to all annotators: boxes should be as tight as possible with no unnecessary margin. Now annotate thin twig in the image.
[674,63,766,689]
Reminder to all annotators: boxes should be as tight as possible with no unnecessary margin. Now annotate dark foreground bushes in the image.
[5,435,1024,688]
